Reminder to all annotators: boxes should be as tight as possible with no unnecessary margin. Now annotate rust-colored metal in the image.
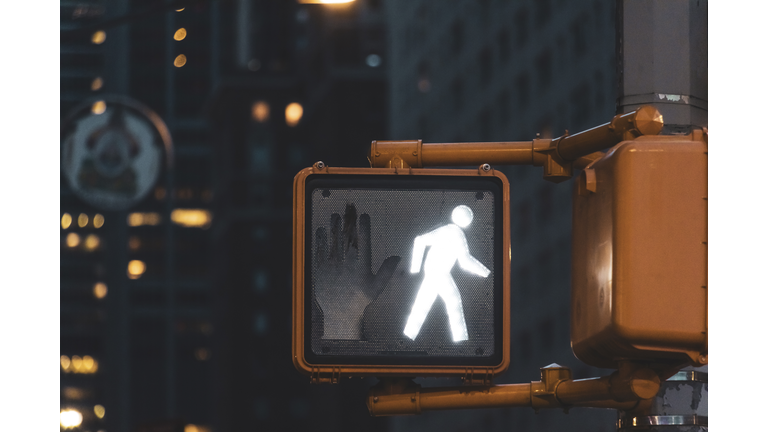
[292,165,511,381]
[571,131,708,368]
[369,106,663,183]
[367,363,660,416]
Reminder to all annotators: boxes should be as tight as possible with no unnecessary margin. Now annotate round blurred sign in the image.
[61,96,173,211]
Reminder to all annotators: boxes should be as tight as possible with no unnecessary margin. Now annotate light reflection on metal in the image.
[404,205,490,342]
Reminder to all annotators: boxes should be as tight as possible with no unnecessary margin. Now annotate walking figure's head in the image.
[451,205,473,228]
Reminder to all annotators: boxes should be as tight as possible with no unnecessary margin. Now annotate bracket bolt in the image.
[315,161,325,169]
[481,163,491,172]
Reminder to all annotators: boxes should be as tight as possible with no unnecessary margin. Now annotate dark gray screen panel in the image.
[308,185,498,361]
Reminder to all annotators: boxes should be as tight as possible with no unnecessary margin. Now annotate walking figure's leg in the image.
[403,279,438,340]
[441,277,469,342]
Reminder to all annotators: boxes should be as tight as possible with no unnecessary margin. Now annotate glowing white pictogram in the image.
[403,205,490,342]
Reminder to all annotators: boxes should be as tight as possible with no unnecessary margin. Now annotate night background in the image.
[0,0,749,431]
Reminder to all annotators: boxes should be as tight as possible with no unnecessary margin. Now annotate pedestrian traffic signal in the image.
[293,164,510,381]
[571,132,708,368]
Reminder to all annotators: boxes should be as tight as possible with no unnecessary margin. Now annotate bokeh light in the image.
[91,30,106,44]
[60,409,83,429]
[84,234,100,251]
[174,54,187,67]
[94,282,108,299]
[66,233,81,248]
[252,101,270,123]
[91,100,106,115]
[128,260,146,279]
[61,213,72,229]
[91,77,103,91]
[60,355,71,372]
[78,213,89,227]
[285,102,303,127]
[94,404,106,419]
[93,213,105,228]
[174,28,187,41]
[171,209,213,228]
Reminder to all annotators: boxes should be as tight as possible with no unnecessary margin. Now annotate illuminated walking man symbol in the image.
[404,205,491,342]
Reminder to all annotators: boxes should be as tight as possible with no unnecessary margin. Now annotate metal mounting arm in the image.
[369,105,663,183]
[367,362,669,416]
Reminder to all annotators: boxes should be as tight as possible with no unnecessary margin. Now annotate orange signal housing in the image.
[571,132,708,368]
[293,166,511,382]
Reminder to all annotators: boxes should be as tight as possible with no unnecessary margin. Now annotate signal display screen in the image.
[304,175,504,366]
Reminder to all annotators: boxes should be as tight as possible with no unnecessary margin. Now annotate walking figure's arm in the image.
[410,235,427,273]
[457,233,491,277]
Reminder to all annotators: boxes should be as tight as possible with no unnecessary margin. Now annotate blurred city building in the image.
[62,0,624,431]
[385,1,618,431]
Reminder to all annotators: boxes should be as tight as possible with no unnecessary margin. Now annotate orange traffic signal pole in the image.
[369,105,663,182]
[364,105,683,417]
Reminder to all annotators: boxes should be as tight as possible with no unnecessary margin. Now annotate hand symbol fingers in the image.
[315,227,328,264]
[342,204,358,269]
[358,213,372,272]
[329,213,343,265]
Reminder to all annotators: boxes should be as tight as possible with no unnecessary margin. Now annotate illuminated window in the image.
[61,213,72,229]
[91,100,106,115]
[66,233,80,248]
[93,213,105,228]
[252,101,270,123]
[171,209,212,228]
[404,206,490,342]
[285,102,303,127]
[60,409,83,429]
[127,260,146,279]
[93,404,106,419]
[91,30,106,45]
[174,54,187,67]
[93,282,107,299]
[174,28,187,41]
[127,212,162,227]
[91,77,103,91]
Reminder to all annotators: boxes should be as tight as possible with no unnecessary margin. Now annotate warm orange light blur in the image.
[66,233,81,248]
[128,236,141,251]
[93,213,105,228]
[62,213,72,229]
[91,30,106,44]
[174,54,187,67]
[128,260,146,279]
[194,348,210,361]
[285,102,303,127]
[94,404,106,419]
[174,28,187,41]
[60,355,71,372]
[93,282,107,299]
[92,100,107,115]
[184,425,199,432]
[84,234,100,251]
[298,0,355,3]
[78,213,89,227]
[71,355,83,372]
[60,409,83,429]
[252,101,270,123]
[176,7,185,11]
[155,187,167,200]
[127,212,162,227]
[91,77,103,91]
[171,209,212,228]
[82,355,95,372]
